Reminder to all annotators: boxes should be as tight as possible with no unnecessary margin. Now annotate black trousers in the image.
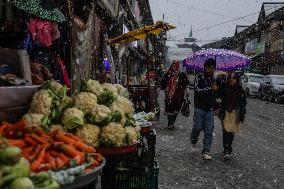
[167,114,178,127]
[223,130,234,154]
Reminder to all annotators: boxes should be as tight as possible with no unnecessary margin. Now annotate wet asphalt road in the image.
[156,93,284,189]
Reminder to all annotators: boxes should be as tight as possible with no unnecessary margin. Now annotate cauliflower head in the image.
[125,126,139,145]
[100,123,126,147]
[29,90,53,116]
[101,83,118,96]
[74,92,97,113]
[61,96,73,109]
[23,113,44,128]
[111,96,134,116]
[76,124,101,147]
[49,80,64,91]
[62,108,84,130]
[84,79,104,96]
[90,104,111,123]
[50,124,65,132]
[113,84,129,98]
[120,113,127,126]
[42,80,67,100]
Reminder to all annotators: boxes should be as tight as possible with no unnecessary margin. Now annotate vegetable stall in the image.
[109,21,176,114]
[0,0,161,188]
[0,80,159,189]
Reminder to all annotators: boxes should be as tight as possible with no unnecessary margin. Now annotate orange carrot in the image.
[38,163,51,171]
[65,133,82,141]
[55,158,65,169]
[8,139,27,148]
[22,146,34,157]
[45,152,56,169]
[24,136,38,146]
[30,146,47,172]
[1,121,13,127]
[54,132,74,143]
[0,125,9,133]
[73,154,84,165]
[54,132,95,153]
[34,129,52,142]
[50,151,61,157]
[28,145,41,162]
[59,153,70,166]
[29,134,48,144]
[56,143,84,158]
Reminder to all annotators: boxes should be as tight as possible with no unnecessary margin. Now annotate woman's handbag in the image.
[181,98,190,117]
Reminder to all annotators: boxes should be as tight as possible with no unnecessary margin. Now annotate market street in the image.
[156,92,284,189]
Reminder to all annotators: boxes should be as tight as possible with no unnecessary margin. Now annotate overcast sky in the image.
[149,0,280,43]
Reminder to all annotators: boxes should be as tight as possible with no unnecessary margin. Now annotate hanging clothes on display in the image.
[28,17,61,48]
[71,7,95,91]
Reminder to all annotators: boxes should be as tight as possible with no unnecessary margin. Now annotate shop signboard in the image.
[255,42,265,55]
[101,0,119,17]
[245,38,257,55]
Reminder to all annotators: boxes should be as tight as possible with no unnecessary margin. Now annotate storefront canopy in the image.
[109,21,176,44]
[9,0,66,23]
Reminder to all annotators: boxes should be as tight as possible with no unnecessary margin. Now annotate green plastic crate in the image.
[101,160,159,189]
[114,160,159,189]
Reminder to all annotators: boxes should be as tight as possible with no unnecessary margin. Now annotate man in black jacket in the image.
[191,58,217,160]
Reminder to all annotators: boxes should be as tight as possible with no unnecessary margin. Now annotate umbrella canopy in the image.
[10,0,66,23]
[109,21,176,44]
[185,48,251,72]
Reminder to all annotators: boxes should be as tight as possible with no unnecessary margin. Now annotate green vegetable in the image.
[97,90,115,106]
[97,110,122,127]
[9,177,34,189]
[64,117,84,130]
[31,172,59,189]
[0,158,30,187]
[0,146,22,165]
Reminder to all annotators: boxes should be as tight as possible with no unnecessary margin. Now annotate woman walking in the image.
[218,72,247,160]
[159,61,190,130]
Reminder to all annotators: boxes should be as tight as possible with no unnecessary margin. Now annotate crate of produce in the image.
[104,129,156,170]
[102,160,159,189]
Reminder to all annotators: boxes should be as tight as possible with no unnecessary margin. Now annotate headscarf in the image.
[166,61,180,100]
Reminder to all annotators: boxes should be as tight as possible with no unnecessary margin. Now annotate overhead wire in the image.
[167,4,281,40]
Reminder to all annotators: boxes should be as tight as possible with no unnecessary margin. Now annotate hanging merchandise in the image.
[104,33,115,82]
[56,57,71,89]
[9,0,66,23]
[71,7,95,91]
[28,17,61,48]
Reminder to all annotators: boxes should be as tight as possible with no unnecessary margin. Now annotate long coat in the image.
[218,85,247,123]
[160,72,189,114]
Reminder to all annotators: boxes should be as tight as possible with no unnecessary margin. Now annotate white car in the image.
[241,73,264,97]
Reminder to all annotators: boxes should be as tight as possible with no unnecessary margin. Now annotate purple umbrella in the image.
[185,49,251,72]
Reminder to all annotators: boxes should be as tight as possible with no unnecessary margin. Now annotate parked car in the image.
[258,75,284,103]
[241,73,264,97]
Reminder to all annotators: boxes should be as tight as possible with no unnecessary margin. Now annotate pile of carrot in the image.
[0,120,103,172]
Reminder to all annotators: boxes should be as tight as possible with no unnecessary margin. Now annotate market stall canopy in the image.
[185,48,251,72]
[109,21,176,44]
[9,0,66,23]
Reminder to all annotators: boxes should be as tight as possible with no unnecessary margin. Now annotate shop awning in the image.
[109,21,176,44]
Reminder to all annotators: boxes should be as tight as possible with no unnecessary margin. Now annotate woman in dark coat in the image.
[159,61,190,130]
[218,72,247,160]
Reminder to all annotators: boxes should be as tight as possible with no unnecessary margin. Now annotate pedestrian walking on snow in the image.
[158,61,190,130]
[218,72,247,161]
[191,58,218,160]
